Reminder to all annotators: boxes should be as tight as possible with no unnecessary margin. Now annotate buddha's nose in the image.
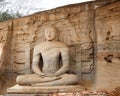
[48,32,51,37]
[48,34,51,37]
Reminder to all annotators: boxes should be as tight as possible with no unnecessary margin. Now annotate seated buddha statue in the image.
[16,26,79,86]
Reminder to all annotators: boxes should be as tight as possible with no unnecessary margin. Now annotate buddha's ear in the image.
[55,30,59,41]
[52,26,60,41]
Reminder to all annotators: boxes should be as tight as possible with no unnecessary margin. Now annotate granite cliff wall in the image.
[0,22,13,94]
[95,1,120,91]
[0,1,119,93]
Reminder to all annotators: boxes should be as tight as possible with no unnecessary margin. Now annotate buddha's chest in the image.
[41,48,61,73]
[41,48,60,61]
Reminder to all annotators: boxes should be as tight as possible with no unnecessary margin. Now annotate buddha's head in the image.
[44,26,57,41]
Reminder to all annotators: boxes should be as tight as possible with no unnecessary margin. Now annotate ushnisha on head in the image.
[44,26,57,41]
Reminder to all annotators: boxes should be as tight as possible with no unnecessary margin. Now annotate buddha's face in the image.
[45,27,56,41]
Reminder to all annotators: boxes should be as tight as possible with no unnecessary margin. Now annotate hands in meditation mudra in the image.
[16,26,78,86]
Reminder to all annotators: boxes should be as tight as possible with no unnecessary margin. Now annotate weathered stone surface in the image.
[0,2,95,82]
[7,85,84,94]
[0,0,119,95]
[4,3,95,94]
[95,1,120,91]
[95,51,120,91]
[0,22,13,94]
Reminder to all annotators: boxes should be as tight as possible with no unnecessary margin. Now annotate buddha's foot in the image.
[17,74,61,85]
[40,76,61,82]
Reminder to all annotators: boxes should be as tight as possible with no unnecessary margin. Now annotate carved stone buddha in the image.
[16,26,79,86]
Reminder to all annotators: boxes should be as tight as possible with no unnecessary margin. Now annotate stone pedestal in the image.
[7,85,84,94]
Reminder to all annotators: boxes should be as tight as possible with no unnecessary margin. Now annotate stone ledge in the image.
[7,84,84,94]
[6,92,106,96]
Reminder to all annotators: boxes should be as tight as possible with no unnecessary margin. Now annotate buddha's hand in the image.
[45,73,56,77]
[38,72,46,77]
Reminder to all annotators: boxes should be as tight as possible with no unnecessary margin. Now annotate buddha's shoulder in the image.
[56,41,68,48]
[34,42,45,49]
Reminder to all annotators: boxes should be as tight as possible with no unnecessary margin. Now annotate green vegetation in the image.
[0,11,21,22]
[0,0,22,22]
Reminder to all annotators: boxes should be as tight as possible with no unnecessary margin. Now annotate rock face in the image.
[0,0,119,94]
[95,1,120,91]
[0,22,13,94]
[10,3,95,81]
[1,2,95,87]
